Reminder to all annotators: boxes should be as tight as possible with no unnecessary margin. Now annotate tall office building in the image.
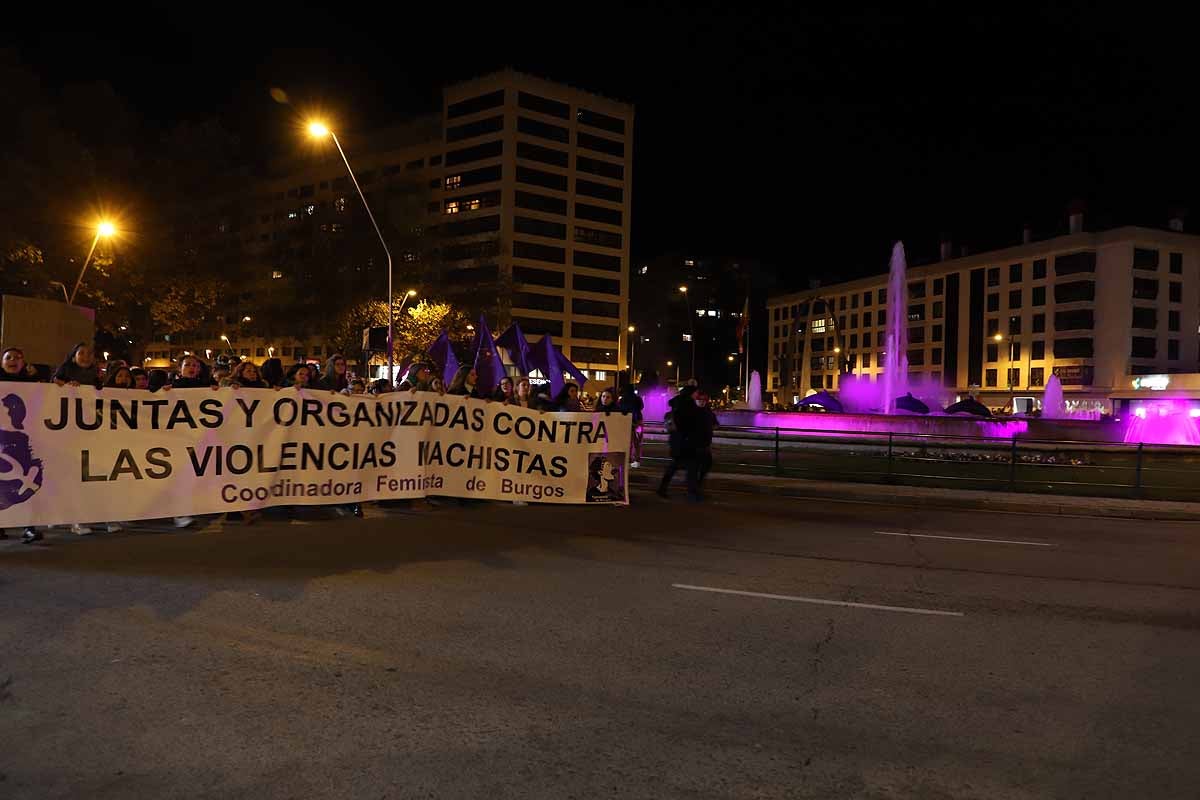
[766,215,1200,409]
[435,70,634,380]
[164,71,633,379]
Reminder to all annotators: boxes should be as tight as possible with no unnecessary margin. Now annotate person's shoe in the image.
[71,523,93,535]
[21,528,43,544]
[630,461,641,468]
[173,516,195,528]
[106,522,124,533]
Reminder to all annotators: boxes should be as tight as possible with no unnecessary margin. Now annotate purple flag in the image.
[427,331,459,385]
[471,314,506,395]
[495,322,534,375]
[529,334,587,397]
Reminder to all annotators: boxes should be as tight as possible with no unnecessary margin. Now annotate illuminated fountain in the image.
[1042,374,1065,419]
[1123,399,1200,446]
[747,370,763,411]
[880,241,909,414]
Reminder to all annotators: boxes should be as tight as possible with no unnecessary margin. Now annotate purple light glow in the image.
[724,410,1029,440]
[1122,399,1200,445]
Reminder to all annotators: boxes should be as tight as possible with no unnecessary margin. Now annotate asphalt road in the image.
[2,487,1199,799]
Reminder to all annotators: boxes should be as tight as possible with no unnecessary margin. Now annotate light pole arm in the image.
[68,232,101,306]
[331,131,395,381]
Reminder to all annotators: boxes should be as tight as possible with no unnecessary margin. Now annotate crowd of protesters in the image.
[2,342,676,544]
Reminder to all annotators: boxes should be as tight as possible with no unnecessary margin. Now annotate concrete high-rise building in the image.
[435,70,634,381]
[766,216,1200,411]
[167,71,633,381]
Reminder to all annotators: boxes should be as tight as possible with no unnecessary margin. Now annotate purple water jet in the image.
[881,241,909,414]
[1122,399,1200,446]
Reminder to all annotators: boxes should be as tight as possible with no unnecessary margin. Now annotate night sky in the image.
[8,3,1198,289]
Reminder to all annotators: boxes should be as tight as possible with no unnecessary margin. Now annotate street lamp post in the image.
[308,121,396,383]
[678,285,695,381]
[68,221,116,305]
[627,325,636,386]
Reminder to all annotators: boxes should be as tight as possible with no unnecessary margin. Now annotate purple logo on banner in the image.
[0,394,44,510]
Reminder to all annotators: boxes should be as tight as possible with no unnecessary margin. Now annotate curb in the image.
[629,472,1200,521]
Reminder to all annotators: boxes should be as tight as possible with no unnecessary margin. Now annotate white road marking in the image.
[671,583,964,617]
[874,530,1056,547]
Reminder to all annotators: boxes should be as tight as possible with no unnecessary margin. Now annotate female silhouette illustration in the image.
[0,393,43,510]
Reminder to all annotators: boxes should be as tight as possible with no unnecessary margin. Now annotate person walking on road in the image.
[656,386,697,499]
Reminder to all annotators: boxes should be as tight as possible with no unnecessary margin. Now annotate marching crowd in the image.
[1,342,702,544]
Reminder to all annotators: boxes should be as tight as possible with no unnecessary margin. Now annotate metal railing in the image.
[640,422,1200,502]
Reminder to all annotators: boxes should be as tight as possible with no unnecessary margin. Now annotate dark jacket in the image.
[618,388,644,423]
[53,359,100,387]
[320,356,349,392]
[666,388,698,458]
[0,368,39,382]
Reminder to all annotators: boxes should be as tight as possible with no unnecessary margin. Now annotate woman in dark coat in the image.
[52,343,100,387]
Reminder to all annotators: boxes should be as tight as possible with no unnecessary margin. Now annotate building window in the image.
[849,313,858,329]
[517,91,570,119]
[1133,247,1160,270]
[513,240,566,264]
[987,318,1000,336]
[514,292,565,313]
[444,175,463,190]
[515,190,567,215]
[908,349,925,366]
[862,352,871,368]
[839,296,847,311]
[909,281,926,299]
[574,274,621,295]
[576,107,626,134]
[577,131,624,157]
[877,288,886,304]
[1030,367,1045,387]
[514,216,567,239]
[909,327,925,344]
[986,369,998,387]
[863,291,873,307]
[1009,316,1022,335]
[516,140,569,168]
[1055,280,1096,303]
[572,322,620,341]
[907,304,925,321]
[430,154,443,166]
[987,267,1000,287]
[1056,309,1094,331]
[987,343,999,362]
[876,310,885,326]
[1009,289,1022,309]
[447,90,505,119]
[446,115,504,143]
[1170,252,1183,274]
[576,202,622,226]
[851,293,859,309]
[517,116,569,143]
[574,226,622,249]
[1010,263,1023,283]
[1131,337,1157,359]
[933,278,944,295]
[576,178,622,203]
[1032,313,1046,333]
[1032,285,1046,306]
[576,155,624,181]
[1055,251,1097,275]
[1170,282,1182,303]
[1132,307,1157,329]
[512,266,566,288]
[932,300,944,319]
[849,334,858,349]
[573,250,622,272]
[1133,278,1159,300]
[1054,338,1094,359]
[1032,340,1045,360]
[1169,310,1180,331]
[987,293,999,312]
[1007,368,1020,386]
[516,166,567,192]
[1033,259,1047,280]
[1011,342,1022,360]
[932,347,942,365]
[932,324,943,341]
[1169,339,1181,360]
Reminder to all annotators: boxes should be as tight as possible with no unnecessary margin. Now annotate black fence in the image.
[641,423,1200,502]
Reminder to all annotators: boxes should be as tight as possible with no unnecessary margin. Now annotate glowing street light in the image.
[68,219,118,305]
[993,333,1004,342]
[307,118,397,382]
[219,334,234,355]
[241,316,252,323]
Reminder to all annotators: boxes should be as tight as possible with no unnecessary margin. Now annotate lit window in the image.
[684,259,695,266]
[330,223,344,232]
[287,210,299,220]
[682,333,693,342]
[707,310,717,317]
[811,319,827,333]
[305,204,315,215]
[445,201,460,214]
[696,309,706,317]
[334,197,347,212]
[271,270,283,279]
[445,175,462,190]
[640,265,649,275]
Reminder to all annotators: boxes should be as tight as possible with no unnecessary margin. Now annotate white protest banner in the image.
[0,385,630,527]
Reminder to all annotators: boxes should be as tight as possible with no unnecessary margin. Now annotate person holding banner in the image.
[104,366,134,389]
[552,382,583,412]
[167,355,216,390]
[1,348,40,383]
[230,361,270,389]
[52,343,100,388]
[320,355,350,392]
[508,377,537,410]
[492,376,515,403]
[618,384,645,468]
[447,366,484,399]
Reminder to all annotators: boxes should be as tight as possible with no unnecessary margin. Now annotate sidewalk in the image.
[630,469,1200,521]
